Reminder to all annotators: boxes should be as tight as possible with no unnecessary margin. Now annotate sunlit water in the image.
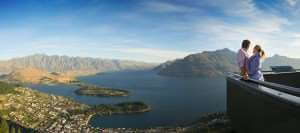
[28,71,226,128]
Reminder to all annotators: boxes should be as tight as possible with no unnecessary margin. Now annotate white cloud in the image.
[102,47,192,63]
[286,0,298,6]
[166,0,296,57]
[2,0,300,62]
[129,0,300,59]
[142,1,198,13]
[292,33,300,38]
[202,0,257,18]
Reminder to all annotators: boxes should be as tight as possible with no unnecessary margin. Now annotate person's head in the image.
[253,45,265,58]
[241,40,250,51]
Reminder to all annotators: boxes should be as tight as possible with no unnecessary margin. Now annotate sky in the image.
[0,0,300,63]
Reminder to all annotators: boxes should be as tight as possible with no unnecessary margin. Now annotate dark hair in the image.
[254,45,266,59]
[241,40,250,49]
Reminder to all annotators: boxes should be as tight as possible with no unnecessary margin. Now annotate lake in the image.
[28,71,226,128]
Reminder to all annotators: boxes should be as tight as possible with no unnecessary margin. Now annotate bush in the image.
[0,82,17,94]
[0,119,9,133]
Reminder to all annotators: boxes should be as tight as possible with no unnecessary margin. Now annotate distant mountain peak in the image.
[218,48,231,52]
[25,53,49,57]
[201,48,233,54]
[272,54,288,58]
[155,48,238,77]
[156,48,300,77]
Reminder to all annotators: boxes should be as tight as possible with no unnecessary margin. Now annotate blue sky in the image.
[0,0,300,63]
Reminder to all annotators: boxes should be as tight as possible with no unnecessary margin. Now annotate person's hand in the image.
[243,74,249,80]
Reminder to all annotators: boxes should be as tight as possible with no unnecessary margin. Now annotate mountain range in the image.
[156,48,300,77]
[0,54,157,76]
[1,50,300,79]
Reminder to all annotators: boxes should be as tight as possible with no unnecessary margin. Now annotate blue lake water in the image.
[28,71,226,128]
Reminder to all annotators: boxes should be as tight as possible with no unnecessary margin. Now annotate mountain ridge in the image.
[1,51,300,78]
[156,48,239,77]
[156,48,300,77]
[0,54,157,76]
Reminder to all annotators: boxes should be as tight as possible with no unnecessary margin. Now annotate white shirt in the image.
[237,48,249,68]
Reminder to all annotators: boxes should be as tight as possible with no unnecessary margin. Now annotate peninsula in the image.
[0,68,77,84]
[0,81,151,133]
[0,68,131,97]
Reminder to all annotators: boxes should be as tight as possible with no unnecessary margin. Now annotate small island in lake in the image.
[98,101,151,114]
[75,84,129,97]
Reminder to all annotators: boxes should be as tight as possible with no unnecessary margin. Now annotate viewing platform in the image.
[227,66,300,133]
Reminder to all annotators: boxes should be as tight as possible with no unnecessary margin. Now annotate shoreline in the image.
[85,105,152,128]
[93,112,231,133]
[0,82,152,132]
[0,74,230,133]
[86,113,96,126]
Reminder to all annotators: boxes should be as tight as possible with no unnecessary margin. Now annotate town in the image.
[0,80,154,133]
[0,87,100,132]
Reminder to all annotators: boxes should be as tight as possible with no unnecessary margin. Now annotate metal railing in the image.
[227,71,300,133]
[262,69,300,73]
[228,72,300,97]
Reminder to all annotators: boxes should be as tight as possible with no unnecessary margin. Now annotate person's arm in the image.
[244,57,249,79]
[240,66,248,80]
[237,50,244,68]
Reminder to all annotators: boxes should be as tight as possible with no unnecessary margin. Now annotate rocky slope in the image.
[156,48,239,77]
[1,68,77,84]
[0,54,156,76]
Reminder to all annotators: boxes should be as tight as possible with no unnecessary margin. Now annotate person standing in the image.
[247,45,265,81]
[237,40,250,80]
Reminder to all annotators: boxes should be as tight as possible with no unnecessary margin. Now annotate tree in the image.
[17,128,22,133]
[11,127,16,133]
[0,119,9,133]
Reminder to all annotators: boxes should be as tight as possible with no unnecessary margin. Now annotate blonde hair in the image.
[254,45,266,59]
